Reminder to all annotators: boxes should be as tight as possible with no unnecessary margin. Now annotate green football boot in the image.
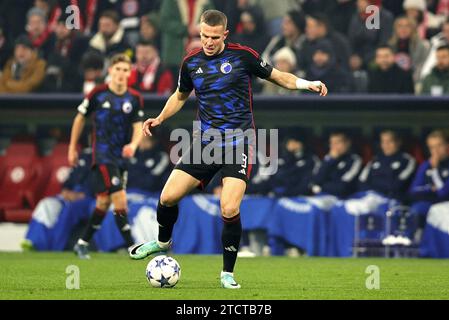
[220,271,241,289]
[129,240,170,260]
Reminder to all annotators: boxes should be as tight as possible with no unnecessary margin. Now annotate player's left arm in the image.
[123,122,144,158]
[268,68,328,96]
[123,93,145,158]
[242,48,327,96]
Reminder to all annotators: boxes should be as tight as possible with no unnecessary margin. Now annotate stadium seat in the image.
[408,140,425,164]
[0,124,28,139]
[39,143,71,199]
[2,209,33,223]
[0,138,10,181]
[37,137,57,156]
[0,143,38,210]
[22,143,71,207]
[10,134,36,144]
[309,135,326,159]
[0,137,10,156]
[360,138,374,164]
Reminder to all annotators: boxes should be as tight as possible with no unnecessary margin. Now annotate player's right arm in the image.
[68,113,86,166]
[143,89,190,136]
[143,57,193,137]
[68,92,97,166]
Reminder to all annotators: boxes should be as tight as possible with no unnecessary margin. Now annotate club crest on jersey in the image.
[220,62,232,74]
[111,176,121,186]
[122,101,133,113]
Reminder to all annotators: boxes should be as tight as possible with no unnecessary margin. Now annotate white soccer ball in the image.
[145,255,181,288]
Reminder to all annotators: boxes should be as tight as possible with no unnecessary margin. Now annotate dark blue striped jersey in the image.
[77,84,144,168]
[178,43,273,142]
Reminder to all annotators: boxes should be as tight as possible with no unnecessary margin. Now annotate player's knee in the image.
[111,197,127,210]
[96,198,111,211]
[160,191,180,207]
[113,202,128,212]
[110,190,127,210]
[221,203,239,218]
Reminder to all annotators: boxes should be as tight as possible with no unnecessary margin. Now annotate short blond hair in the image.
[201,10,227,29]
[427,129,449,144]
[109,53,131,66]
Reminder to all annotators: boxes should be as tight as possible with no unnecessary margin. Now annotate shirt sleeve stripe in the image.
[342,155,362,182]
[228,43,260,58]
[399,153,416,181]
[182,48,203,63]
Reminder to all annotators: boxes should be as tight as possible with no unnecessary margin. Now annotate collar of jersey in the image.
[107,86,127,97]
[201,43,228,60]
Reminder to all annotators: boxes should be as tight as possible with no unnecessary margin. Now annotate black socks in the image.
[114,209,134,247]
[81,207,107,243]
[157,201,179,243]
[222,213,242,273]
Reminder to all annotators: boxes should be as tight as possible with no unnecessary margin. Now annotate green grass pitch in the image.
[1,252,449,300]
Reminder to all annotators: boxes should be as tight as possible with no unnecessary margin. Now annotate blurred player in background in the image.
[129,10,327,289]
[68,53,144,259]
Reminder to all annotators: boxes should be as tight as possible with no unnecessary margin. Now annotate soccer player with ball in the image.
[130,10,327,289]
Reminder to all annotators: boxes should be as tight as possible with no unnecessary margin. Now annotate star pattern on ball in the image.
[159,274,170,287]
[146,256,180,288]
[155,259,165,267]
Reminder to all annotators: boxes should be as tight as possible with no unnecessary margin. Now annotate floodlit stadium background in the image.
[1,1,449,263]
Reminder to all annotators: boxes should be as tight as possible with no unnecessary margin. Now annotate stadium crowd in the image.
[1,0,449,95]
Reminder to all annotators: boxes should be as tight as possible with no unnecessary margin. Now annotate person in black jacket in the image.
[232,6,270,55]
[88,9,131,59]
[40,17,89,92]
[359,130,416,202]
[310,132,363,198]
[61,148,94,199]
[305,39,354,93]
[127,135,171,194]
[368,45,415,93]
[299,13,351,72]
[262,10,306,66]
[270,134,320,197]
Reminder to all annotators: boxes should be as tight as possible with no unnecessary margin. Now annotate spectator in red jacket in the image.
[128,40,174,95]
[26,7,55,59]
